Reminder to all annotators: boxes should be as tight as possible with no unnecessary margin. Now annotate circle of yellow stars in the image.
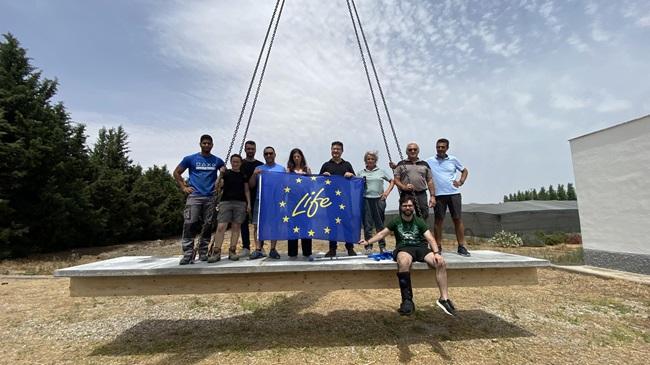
[275,175,349,239]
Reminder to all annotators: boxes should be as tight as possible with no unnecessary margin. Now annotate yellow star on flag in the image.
[308,229,315,237]
[310,176,317,181]
[339,204,346,210]
[279,201,287,208]
[324,227,331,234]
[282,216,289,223]
[335,217,342,224]
[283,186,291,193]
[293,226,300,233]
[335,190,342,196]
[325,179,331,185]
[295,177,302,183]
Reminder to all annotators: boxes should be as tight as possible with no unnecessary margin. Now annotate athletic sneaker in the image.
[207,254,221,263]
[269,249,281,259]
[179,256,193,265]
[228,251,239,261]
[347,248,358,256]
[436,298,456,316]
[249,250,265,260]
[457,245,471,257]
[324,250,337,258]
[398,299,415,316]
[240,248,250,258]
[307,254,315,262]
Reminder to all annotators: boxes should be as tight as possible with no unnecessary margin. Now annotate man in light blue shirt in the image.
[426,138,470,257]
[248,146,286,260]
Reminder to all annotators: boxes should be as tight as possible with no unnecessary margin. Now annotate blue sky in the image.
[2,0,649,204]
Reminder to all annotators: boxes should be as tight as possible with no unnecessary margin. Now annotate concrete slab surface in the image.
[54,250,549,278]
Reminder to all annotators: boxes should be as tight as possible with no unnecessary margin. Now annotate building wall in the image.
[570,115,650,274]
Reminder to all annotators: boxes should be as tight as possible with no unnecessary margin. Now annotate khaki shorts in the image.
[217,200,247,224]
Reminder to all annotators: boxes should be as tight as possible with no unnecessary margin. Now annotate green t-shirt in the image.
[385,215,429,248]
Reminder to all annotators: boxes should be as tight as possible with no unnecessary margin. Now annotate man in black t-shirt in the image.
[359,195,456,316]
[239,140,263,257]
[319,141,356,258]
[208,154,251,263]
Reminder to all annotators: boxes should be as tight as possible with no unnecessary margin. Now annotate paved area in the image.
[554,265,650,285]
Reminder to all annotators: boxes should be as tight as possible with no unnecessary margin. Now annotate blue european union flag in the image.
[257,172,364,242]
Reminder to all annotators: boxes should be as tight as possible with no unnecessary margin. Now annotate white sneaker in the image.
[240,248,250,258]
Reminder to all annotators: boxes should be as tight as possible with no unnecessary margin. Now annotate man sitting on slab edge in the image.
[359,194,456,316]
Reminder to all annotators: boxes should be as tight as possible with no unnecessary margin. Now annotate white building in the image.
[569,114,650,274]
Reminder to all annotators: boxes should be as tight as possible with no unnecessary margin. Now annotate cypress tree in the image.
[0,33,94,257]
[567,183,577,200]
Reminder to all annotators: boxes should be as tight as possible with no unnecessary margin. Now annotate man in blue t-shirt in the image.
[173,134,225,265]
[248,146,286,260]
[425,138,470,257]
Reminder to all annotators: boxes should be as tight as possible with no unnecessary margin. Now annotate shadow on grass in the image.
[92,293,533,364]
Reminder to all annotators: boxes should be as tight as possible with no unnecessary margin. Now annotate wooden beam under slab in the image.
[68,267,539,297]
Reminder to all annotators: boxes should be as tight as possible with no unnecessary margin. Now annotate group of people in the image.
[173,134,470,316]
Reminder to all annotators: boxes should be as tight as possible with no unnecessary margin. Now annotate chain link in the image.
[350,0,403,161]
[224,0,283,162]
[345,0,394,163]
[237,0,286,155]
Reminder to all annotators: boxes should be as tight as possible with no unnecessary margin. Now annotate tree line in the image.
[503,183,577,202]
[0,34,185,258]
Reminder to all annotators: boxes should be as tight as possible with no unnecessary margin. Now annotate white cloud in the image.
[637,14,650,27]
[595,95,631,113]
[550,94,590,110]
[567,34,590,52]
[138,0,650,203]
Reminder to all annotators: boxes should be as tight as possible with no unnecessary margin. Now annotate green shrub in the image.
[488,230,523,247]
[535,231,569,246]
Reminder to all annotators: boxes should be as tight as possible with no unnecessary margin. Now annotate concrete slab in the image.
[53,251,549,297]
[54,250,549,277]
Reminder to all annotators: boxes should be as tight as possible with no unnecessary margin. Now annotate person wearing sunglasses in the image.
[392,142,436,221]
[248,146,285,259]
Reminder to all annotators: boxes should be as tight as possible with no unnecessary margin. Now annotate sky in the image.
[2,0,649,205]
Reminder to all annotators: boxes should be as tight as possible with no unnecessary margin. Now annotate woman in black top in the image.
[286,148,313,260]
[208,154,251,262]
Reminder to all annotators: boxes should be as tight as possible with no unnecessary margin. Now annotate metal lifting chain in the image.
[345,0,394,164]
[237,0,286,156]
[224,0,283,162]
[350,0,403,161]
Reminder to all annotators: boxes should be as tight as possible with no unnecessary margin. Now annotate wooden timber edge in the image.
[68,267,539,297]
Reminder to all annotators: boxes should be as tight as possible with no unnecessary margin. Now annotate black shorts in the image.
[393,246,432,262]
[434,193,462,220]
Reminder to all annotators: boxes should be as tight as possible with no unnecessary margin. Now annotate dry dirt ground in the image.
[1,237,648,364]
